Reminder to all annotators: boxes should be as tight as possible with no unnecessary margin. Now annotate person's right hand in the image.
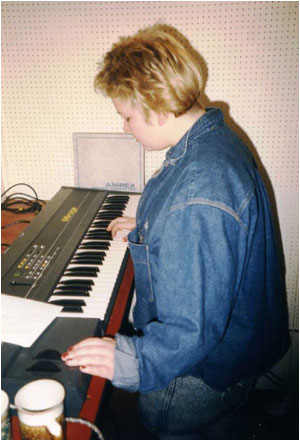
[107,216,136,238]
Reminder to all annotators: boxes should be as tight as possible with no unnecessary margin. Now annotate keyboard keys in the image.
[50,194,140,319]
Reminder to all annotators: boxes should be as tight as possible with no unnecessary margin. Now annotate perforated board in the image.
[2,2,298,373]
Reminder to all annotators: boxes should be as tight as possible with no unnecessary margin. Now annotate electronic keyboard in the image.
[1,186,140,416]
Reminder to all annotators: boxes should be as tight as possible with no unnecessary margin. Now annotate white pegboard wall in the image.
[2,2,298,192]
[2,2,298,336]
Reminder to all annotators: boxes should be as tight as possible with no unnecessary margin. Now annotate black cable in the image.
[2,200,42,214]
[1,220,31,229]
[1,183,38,200]
[3,192,46,204]
[1,183,45,214]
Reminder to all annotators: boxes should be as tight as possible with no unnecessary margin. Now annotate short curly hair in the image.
[94,25,205,119]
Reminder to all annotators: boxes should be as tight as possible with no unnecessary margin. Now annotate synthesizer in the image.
[1,186,140,416]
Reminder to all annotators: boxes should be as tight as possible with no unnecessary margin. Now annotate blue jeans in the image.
[138,376,255,439]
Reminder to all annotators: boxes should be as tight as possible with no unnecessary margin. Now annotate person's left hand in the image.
[61,337,116,380]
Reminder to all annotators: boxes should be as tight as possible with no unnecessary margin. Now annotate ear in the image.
[157,112,169,126]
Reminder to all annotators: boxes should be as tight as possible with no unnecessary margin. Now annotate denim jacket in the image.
[112,108,289,393]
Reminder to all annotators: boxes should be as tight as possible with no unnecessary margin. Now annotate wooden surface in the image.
[2,200,134,440]
[1,201,43,254]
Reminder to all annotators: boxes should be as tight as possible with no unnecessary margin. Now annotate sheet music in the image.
[1,294,62,347]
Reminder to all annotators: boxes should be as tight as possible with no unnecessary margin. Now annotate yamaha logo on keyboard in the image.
[61,207,78,222]
[105,182,136,190]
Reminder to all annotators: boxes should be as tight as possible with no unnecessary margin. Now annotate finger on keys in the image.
[106,217,123,234]
[107,217,136,238]
[110,220,128,238]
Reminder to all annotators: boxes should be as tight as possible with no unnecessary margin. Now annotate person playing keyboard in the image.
[62,24,290,439]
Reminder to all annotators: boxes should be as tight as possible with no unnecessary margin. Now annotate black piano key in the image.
[61,306,84,313]
[90,221,111,228]
[79,243,110,250]
[106,195,129,201]
[80,241,110,246]
[52,290,90,297]
[65,269,99,276]
[71,255,103,261]
[106,201,128,206]
[71,254,104,260]
[102,204,126,210]
[84,233,112,240]
[96,213,123,220]
[67,266,100,272]
[70,257,104,266]
[74,251,106,257]
[55,284,93,291]
[49,299,86,307]
[101,206,125,210]
[58,279,94,286]
[79,242,110,248]
[85,229,112,234]
[105,195,128,200]
[85,227,108,233]
[97,210,124,216]
[64,271,98,277]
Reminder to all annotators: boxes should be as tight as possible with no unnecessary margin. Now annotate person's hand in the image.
[61,337,116,380]
[107,216,136,239]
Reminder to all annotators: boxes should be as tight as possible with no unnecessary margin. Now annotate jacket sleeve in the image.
[112,333,140,392]
[133,202,248,393]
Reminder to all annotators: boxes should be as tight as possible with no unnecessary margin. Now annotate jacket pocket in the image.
[128,231,156,330]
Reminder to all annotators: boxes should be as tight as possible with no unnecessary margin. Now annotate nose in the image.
[123,120,131,133]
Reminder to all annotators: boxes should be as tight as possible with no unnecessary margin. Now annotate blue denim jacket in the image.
[112,108,289,393]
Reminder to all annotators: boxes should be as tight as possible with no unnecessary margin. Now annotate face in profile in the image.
[112,98,171,151]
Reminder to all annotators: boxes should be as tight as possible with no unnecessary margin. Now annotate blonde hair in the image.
[94,25,205,119]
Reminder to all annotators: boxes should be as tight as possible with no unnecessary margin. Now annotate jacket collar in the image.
[165,107,224,165]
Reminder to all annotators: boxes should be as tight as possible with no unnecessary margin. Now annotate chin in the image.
[141,144,153,151]
[142,143,166,151]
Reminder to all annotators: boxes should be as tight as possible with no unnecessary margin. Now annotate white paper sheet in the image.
[1,294,62,347]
